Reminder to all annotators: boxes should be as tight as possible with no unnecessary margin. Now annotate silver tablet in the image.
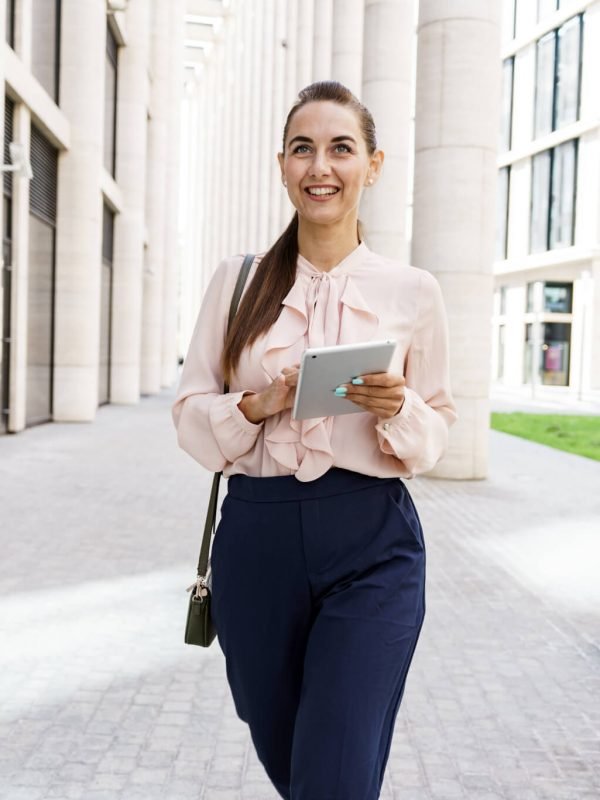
[292,340,397,420]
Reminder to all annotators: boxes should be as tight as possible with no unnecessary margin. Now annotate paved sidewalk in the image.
[490,384,600,415]
[1,388,599,800]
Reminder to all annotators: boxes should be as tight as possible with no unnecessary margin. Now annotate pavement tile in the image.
[1,388,599,799]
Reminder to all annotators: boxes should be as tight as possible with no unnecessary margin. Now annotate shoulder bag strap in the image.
[195,253,255,580]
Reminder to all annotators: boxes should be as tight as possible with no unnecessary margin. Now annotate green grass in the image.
[490,413,600,462]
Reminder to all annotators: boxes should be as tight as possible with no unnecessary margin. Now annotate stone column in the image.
[140,0,169,394]
[161,0,185,388]
[331,0,364,97]
[240,3,257,249]
[5,105,32,432]
[212,22,229,264]
[258,0,275,250]
[284,0,298,107]
[53,0,105,421]
[280,0,298,232]
[270,0,288,242]
[14,0,33,66]
[312,0,333,81]
[360,0,415,261]
[247,0,264,250]
[202,57,218,279]
[231,0,252,255]
[228,1,245,255]
[411,1,502,479]
[111,0,150,403]
[219,17,234,261]
[177,77,197,356]
[296,0,314,89]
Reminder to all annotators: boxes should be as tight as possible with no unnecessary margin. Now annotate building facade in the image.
[0,0,184,435]
[493,0,600,402]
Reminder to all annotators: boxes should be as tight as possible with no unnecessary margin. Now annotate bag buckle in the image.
[186,574,209,597]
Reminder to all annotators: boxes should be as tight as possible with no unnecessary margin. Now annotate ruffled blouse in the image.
[172,241,458,482]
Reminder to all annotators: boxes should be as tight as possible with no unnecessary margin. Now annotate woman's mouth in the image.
[304,186,340,201]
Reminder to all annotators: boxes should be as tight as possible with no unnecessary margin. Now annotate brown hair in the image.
[221,80,378,382]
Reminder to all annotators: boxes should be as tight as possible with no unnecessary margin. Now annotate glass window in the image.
[502,0,517,42]
[31,0,60,102]
[104,25,118,177]
[500,58,514,151]
[5,0,15,47]
[526,283,536,313]
[496,167,510,260]
[99,205,114,405]
[500,286,507,315]
[534,15,583,139]
[543,282,573,312]
[26,215,56,425]
[534,32,556,138]
[498,325,506,380]
[555,16,582,129]
[549,139,577,249]
[541,322,571,386]
[530,150,551,253]
[537,0,559,22]
[524,322,535,383]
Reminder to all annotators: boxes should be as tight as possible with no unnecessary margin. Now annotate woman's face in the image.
[278,101,383,228]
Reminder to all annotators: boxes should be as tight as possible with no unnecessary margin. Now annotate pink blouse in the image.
[172,241,458,482]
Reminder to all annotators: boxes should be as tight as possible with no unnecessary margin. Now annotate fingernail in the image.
[334,387,347,397]
[351,377,364,385]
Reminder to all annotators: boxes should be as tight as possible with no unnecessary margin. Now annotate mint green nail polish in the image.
[352,377,364,385]
[334,387,347,397]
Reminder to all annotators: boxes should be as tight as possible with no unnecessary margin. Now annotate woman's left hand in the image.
[337,372,406,420]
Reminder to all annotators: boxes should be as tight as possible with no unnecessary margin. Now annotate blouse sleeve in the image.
[171,257,264,472]
[374,268,458,475]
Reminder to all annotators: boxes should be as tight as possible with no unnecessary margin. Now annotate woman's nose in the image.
[308,151,331,176]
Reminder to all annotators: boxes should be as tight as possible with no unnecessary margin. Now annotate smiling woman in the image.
[172,80,457,800]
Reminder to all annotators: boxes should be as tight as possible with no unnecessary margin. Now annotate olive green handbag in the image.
[184,253,255,647]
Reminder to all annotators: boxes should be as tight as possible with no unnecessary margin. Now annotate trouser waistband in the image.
[226,467,400,503]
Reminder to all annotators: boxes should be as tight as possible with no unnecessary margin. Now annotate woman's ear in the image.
[367,150,385,185]
[277,152,287,186]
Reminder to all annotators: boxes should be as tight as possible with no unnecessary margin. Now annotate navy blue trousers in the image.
[210,467,426,800]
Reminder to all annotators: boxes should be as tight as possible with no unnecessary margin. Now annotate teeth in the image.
[307,187,339,196]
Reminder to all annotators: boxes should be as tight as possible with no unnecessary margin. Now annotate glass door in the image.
[542,322,571,386]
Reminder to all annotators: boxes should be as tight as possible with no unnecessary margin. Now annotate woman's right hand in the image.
[237,365,300,424]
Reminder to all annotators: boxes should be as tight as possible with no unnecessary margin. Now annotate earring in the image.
[282,178,287,186]
[367,178,374,185]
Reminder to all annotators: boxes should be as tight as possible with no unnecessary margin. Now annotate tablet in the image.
[292,340,397,420]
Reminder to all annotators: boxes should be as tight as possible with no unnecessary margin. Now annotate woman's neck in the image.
[296,219,361,272]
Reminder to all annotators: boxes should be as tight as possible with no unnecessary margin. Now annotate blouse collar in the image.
[296,240,370,277]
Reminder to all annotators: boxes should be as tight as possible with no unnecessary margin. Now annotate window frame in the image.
[530,149,552,254]
[5,0,16,48]
[30,0,61,103]
[533,14,584,140]
[529,139,578,254]
[537,0,559,24]
[105,23,119,178]
[500,56,515,152]
[549,138,578,250]
[496,166,511,261]
[534,30,557,139]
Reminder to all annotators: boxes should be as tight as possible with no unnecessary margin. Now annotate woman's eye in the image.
[335,144,351,153]
[293,145,310,153]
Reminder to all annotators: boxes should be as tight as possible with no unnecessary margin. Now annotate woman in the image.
[172,81,457,800]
